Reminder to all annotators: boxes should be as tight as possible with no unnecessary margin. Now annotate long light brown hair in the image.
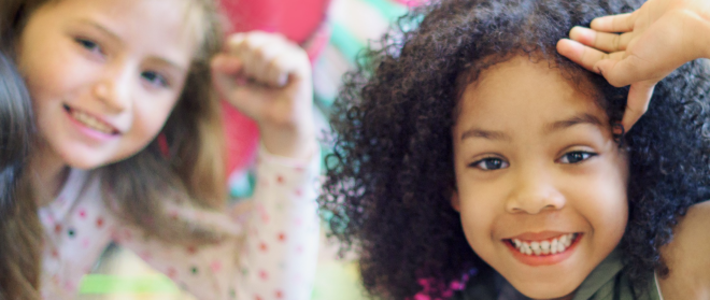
[4,0,228,245]
[0,47,42,299]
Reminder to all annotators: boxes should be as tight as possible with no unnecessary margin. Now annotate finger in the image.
[239,38,274,79]
[210,54,244,76]
[569,26,634,53]
[556,39,612,73]
[621,82,655,132]
[265,55,290,88]
[590,12,636,32]
[265,49,310,88]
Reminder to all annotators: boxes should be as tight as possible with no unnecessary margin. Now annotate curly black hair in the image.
[319,0,710,298]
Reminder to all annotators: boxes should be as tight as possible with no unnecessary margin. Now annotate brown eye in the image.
[471,157,509,170]
[559,151,596,164]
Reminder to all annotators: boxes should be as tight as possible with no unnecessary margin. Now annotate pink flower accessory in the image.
[408,269,476,300]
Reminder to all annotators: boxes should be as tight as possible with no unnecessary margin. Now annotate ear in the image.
[450,189,461,212]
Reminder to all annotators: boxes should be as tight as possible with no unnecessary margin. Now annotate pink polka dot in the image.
[261,213,270,224]
[259,242,268,252]
[210,261,222,272]
[294,189,303,197]
[275,290,283,298]
[96,217,104,228]
[259,270,269,281]
[78,209,87,219]
[81,238,90,249]
[277,232,286,242]
[295,166,305,172]
[167,267,178,279]
[277,175,285,184]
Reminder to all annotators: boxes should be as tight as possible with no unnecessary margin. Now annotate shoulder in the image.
[657,201,710,299]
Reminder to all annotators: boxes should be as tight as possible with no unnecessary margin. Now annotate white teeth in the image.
[511,233,577,256]
[530,241,541,255]
[71,109,113,134]
[541,240,550,255]
[560,234,569,247]
[521,242,531,255]
[557,241,565,253]
[550,239,558,255]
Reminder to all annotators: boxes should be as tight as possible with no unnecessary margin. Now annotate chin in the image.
[60,151,111,170]
[504,272,582,300]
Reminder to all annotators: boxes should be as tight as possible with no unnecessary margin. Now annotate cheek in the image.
[565,157,629,238]
[130,98,177,141]
[457,184,504,251]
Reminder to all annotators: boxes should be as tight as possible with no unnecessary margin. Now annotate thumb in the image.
[621,82,655,132]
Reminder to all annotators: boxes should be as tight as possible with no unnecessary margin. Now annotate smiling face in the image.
[17,0,199,169]
[451,56,629,299]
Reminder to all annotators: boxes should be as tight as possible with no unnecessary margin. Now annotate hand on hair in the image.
[211,31,315,160]
[556,0,710,132]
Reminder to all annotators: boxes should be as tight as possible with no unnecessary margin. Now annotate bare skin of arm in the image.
[657,201,710,299]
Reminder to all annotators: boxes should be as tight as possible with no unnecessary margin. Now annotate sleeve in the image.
[114,146,321,300]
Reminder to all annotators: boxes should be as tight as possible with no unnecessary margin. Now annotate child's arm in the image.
[113,32,321,300]
[556,0,710,132]
[656,201,710,299]
[116,149,321,300]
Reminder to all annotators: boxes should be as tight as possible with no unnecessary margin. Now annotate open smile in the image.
[503,233,583,266]
[63,104,120,136]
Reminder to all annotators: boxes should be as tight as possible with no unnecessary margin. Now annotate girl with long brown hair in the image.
[2,0,321,299]
[0,49,42,300]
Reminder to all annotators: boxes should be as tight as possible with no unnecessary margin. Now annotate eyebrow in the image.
[459,113,604,142]
[77,19,121,43]
[76,19,188,74]
[544,113,603,134]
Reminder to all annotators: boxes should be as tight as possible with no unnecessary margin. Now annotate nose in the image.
[505,166,565,214]
[92,62,133,112]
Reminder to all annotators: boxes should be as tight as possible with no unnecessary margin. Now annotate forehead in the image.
[456,56,606,131]
[33,0,202,62]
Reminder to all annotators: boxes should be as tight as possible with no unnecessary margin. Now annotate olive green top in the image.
[452,249,662,300]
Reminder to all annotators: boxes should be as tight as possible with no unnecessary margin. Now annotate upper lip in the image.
[503,231,575,241]
[64,104,122,134]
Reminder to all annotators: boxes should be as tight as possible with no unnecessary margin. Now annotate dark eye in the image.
[141,71,169,88]
[75,38,102,54]
[471,157,509,170]
[558,151,596,164]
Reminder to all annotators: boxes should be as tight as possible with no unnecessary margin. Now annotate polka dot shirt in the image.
[38,148,321,300]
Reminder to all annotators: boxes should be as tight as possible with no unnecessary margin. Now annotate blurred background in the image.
[74,0,427,299]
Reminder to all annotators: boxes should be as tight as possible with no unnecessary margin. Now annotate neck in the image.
[28,139,69,207]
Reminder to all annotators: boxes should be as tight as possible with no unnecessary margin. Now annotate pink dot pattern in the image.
[37,148,321,299]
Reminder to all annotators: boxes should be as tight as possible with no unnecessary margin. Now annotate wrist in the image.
[260,122,316,160]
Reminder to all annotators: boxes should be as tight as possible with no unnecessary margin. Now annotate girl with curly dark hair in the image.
[320,0,710,299]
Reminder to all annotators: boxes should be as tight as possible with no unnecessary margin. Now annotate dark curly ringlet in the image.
[319,0,710,298]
